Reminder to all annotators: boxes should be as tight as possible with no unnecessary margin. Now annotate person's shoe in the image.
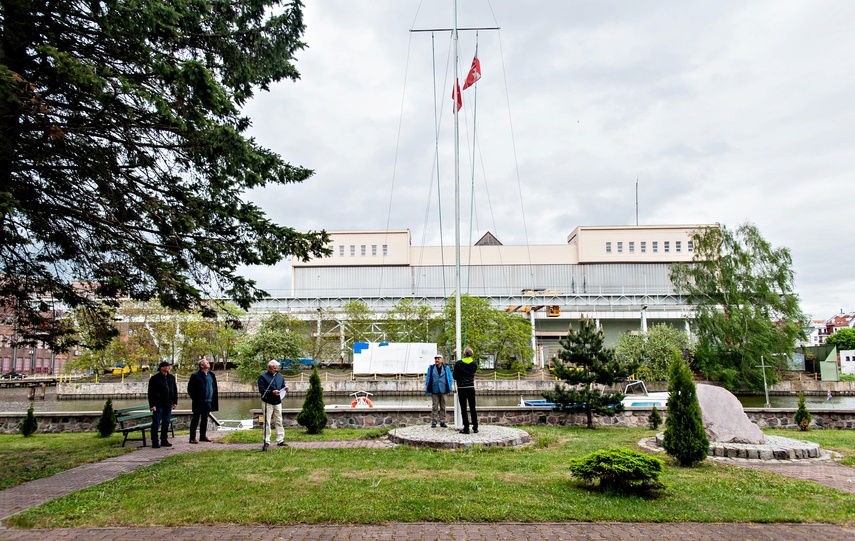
[277,441,287,447]
[199,437,212,442]
[460,428,470,434]
[440,422,447,428]
[189,439,198,444]
[161,441,173,447]
[473,427,479,434]
[262,442,270,451]
[151,443,160,449]
[431,422,437,428]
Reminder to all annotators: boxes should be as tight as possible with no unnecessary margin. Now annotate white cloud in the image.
[239,0,855,319]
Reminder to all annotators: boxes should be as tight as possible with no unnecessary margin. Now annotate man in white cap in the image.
[257,360,288,450]
[425,353,453,428]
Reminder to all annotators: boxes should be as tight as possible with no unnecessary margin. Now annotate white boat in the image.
[621,380,669,408]
[215,419,254,431]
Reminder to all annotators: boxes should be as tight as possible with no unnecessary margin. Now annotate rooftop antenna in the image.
[635,177,639,226]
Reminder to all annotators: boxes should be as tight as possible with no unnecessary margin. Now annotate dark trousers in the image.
[151,404,173,444]
[458,387,478,429]
[190,401,211,440]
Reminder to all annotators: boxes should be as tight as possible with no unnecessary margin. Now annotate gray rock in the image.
[696,384,765,444]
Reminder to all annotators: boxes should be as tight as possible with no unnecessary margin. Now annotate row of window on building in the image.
[605,240,693,254]
[328,244,389,257]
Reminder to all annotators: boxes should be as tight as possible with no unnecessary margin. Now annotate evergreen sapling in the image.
[297,367,328,434]
[662,354,709,466]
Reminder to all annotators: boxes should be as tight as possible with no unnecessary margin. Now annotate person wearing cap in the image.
[425,353,454,428]
[453,347,478,434]
[187,359,218,444]
[147,361,178,448]
[258,360,289,450]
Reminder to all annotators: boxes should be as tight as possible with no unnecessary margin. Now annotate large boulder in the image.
[696,384,765,444]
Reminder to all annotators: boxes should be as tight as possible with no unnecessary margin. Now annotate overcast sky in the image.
[238,0,855,320]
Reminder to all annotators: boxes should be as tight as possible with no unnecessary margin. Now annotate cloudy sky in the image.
[239,0,855,320]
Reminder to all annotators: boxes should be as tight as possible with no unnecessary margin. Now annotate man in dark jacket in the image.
[187,359,218,444]
[453,347,478,434]
[147,361,178,448]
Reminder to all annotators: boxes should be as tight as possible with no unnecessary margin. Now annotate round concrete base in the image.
[388,425,531,449]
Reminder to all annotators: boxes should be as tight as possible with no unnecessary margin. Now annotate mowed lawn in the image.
[4,426,854,528]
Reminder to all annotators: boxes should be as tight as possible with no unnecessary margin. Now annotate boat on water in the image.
[518,381,668,409]
[620,380,669,408]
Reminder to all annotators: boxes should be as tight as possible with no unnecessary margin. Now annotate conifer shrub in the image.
[19,405,38,437]
[793,392,811,431]
[97,397,117,437]
[648,405,662,430]
[297,367,328,434]
[568,448,665,492]
[662,354,709,466]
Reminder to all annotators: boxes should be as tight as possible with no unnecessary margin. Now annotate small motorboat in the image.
[621,380,669,408]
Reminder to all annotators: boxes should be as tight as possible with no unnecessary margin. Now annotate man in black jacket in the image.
[187,359,218,444]
[453,347,478,434]
[147,361,178,448]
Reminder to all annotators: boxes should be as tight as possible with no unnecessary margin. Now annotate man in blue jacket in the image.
[425,353,453,428]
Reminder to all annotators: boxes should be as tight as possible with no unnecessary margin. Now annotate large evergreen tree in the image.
[543,318,637,429]
[670,223,805,390]
[662,355,709,466]
[0,0,328,349]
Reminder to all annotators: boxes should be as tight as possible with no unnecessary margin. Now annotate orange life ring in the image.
[351,397,374,408]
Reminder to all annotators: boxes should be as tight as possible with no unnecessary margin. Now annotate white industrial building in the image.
[251,224,711,366]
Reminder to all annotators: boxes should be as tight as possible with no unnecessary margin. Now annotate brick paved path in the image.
[1,433,854,539]
[0,522,852,540]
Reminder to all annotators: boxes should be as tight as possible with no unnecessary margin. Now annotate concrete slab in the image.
[388,424,531,449]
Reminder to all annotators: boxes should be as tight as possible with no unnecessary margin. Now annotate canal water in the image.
[2,387,853,421]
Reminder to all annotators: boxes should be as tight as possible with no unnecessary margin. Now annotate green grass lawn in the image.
[5,426,854,528]
[0,433,136,490]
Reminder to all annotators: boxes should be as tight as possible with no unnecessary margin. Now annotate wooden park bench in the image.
[115,405,174,447]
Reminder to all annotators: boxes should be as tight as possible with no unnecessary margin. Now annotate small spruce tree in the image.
[648,405,662,430]
[297,367,328,434]
[98,397,117,437]
[543,318,638,429]
[793,392,811,431]
[662,354,709,466]
[19,405,38,437]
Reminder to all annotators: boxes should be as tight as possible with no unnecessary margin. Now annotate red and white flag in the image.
[462,56,481,90]
[452,79,462,113]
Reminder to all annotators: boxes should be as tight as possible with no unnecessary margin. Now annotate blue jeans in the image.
[151,404,173,444]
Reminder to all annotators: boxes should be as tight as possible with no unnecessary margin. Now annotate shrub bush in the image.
[97,397,117,437]
[662,354,709,466]
[19,405,38,437]
[648,405,662,430]
[568,448,665,492]
[296,367,328,434]
[793,392,811,431]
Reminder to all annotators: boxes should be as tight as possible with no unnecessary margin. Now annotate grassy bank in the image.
[0,433,136,490]
[5,427,854,528]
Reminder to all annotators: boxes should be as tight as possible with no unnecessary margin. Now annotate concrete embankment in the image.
[56,378,559,399]
[55,377,855,400]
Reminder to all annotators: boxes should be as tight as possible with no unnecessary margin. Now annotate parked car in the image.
[1,371,25,380]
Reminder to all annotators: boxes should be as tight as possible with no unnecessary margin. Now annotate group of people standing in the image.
[145,346,479,448]
[146,359,219,448]
[425,346,479,434]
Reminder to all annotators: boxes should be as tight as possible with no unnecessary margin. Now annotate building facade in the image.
[252,224,712,366]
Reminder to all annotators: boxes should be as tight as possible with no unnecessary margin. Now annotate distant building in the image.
[253,224,713,366]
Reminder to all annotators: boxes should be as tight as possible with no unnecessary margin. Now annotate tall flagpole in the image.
[453,0,463,430]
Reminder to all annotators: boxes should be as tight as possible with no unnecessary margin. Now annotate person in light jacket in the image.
[425,354,454,428]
